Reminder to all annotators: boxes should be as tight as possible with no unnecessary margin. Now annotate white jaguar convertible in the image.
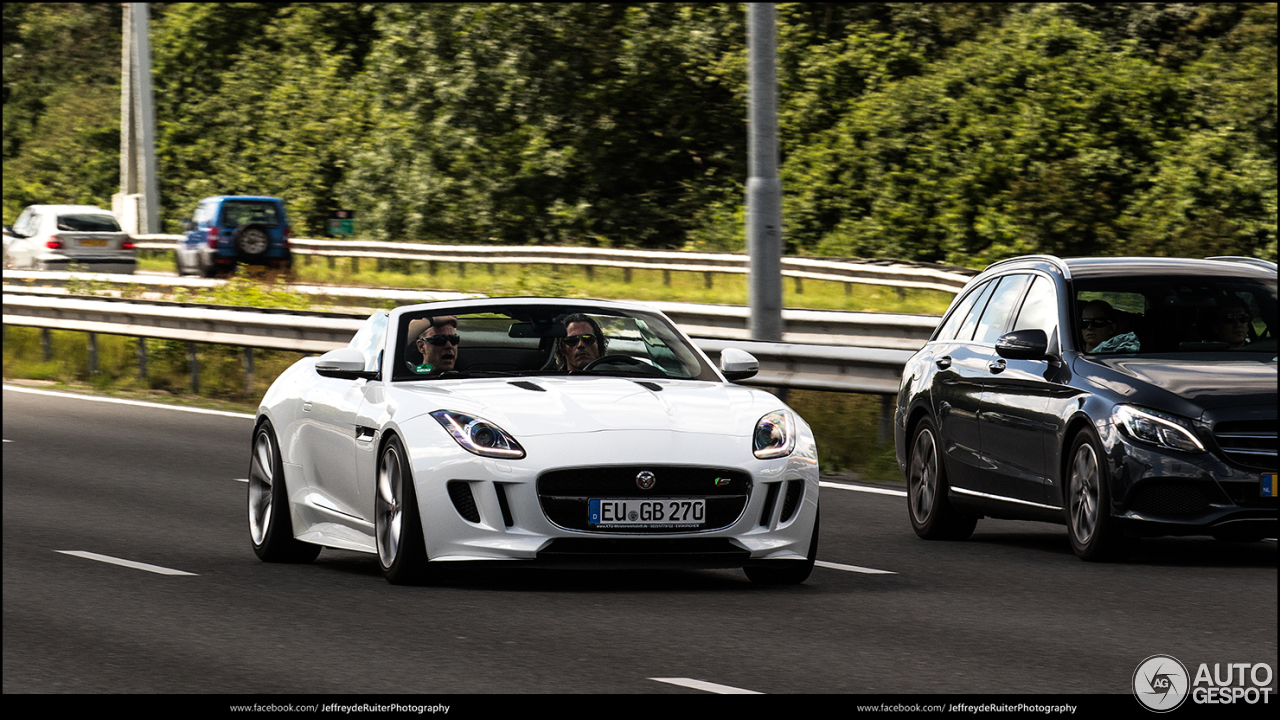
[249,298,820,584]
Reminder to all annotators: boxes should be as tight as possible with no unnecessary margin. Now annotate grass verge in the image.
[137,252,955,316]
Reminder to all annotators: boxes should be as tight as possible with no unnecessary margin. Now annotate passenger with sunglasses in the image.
[1080,300,1140,353]
[408,315,460,374]
[1210,297,1253,349]
[555,313,609,372]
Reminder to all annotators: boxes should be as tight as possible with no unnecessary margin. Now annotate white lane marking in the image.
[57,551,197,576]
[4,385,254,419]
[816,560,896,575]
[234,478,249,483]
[3,439,12,442]
[651,678,763,694]
[820,480,907,497]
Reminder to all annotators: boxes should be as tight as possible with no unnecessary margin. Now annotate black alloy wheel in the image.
[1064,427,1130,561]
[907,417,978,540]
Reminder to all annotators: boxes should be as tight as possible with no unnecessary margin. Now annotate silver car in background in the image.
[2,204,137,274]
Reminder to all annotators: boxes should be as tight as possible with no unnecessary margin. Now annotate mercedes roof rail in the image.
[1205,256,1278,271]
[982,254,1071,280]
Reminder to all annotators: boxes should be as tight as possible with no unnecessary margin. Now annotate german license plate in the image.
[1263,473,1276,498]
[78,238,108,247]
[588,498,705,529]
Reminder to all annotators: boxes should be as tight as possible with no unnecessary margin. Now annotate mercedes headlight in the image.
[753,410,796,459]
[431,410,526,459]
[1112,405,1205,454]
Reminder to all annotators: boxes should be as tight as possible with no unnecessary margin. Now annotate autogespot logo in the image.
[1134,655,1190,712]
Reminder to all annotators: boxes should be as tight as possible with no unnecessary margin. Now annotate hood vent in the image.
[509,380,546,392]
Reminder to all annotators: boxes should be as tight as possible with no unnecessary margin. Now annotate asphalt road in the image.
[3,385,1276,696]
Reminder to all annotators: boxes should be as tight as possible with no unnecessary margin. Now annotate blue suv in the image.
[177,196,292,276]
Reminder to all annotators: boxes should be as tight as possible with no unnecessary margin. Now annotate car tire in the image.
[233,224,271,259]
[907,418,978,540]
[248,420,321,563]
[744,504,819,585]
[1064,428,1128,561]
[376,435,435,585]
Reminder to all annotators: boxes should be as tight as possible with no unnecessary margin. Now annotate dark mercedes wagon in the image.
[894,255,1277,560]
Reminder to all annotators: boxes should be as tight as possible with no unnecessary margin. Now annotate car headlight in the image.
[430,410,526,459]
[753,410,796,459]
[1112,405,1205,454]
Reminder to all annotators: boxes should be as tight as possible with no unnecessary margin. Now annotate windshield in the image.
[391,303,717,382]
[1074,275,1277,355]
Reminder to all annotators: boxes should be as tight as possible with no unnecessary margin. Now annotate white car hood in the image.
[391,376,775,437]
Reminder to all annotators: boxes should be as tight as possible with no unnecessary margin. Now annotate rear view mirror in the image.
[508,321,565,339]
[180,218,194,231]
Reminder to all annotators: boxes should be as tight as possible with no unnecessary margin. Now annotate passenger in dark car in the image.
[1208,296,1253,349]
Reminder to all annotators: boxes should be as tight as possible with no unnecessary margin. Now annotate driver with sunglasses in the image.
[555,313,609,372]
[409,315,460,374]
[1080,300,1140,353]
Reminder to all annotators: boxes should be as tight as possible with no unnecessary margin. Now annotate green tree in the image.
[3,3,122,222]
[341,3,747,247]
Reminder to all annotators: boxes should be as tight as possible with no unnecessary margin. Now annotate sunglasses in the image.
[420,334,460,346]
[563,334,597,347]
[1223,313,1252,324]
[1079,318,1114,329]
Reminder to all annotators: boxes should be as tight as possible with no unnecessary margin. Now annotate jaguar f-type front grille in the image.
[1213,419,1277,471]
[537,466,751,533]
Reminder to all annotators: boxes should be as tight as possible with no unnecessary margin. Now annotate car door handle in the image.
[935,356,952,370]
[303,401,313,412]
[988,358,1006,374]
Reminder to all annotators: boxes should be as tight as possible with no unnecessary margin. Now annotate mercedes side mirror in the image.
[995,329,1050,360]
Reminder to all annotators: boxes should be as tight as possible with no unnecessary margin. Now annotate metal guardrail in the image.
[3,270,941,351]
[2,292,917,395]
[132,234,976,294]
[2,293,364,354]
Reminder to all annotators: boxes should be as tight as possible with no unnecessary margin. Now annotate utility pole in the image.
[746,3,783,342]
[114,3,160,235]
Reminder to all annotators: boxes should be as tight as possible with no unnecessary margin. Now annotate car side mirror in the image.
[316,347,377,380]
[995,329,1050,360]
[180,218,194,231]
[719,348,759,382]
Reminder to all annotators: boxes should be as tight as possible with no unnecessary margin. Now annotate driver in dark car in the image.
[555,313,609,372]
